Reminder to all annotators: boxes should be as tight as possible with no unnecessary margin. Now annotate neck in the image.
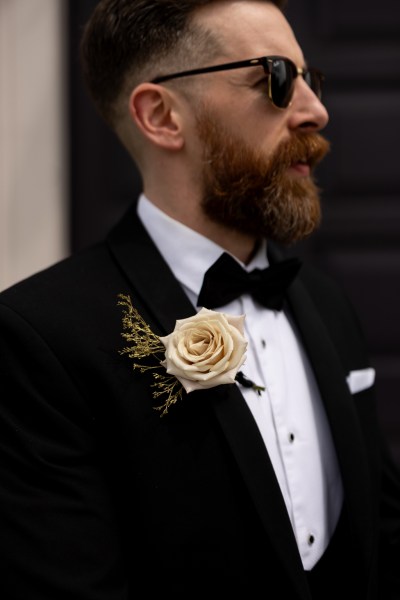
[144,188,259,265]
[197,220,261,265]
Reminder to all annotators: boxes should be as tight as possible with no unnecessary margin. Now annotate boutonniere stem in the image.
[235,371,265,396]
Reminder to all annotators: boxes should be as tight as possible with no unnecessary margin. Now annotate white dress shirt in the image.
[137,193,343,570]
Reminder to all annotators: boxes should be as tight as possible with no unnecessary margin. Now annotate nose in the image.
[287,78,329,132]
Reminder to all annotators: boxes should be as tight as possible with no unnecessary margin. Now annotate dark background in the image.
[67,0,400,465]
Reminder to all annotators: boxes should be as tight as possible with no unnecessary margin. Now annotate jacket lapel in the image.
[212,384,311,598]
[285,272,374,572]
[107,201,196,333]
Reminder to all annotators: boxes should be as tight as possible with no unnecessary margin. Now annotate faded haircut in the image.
[80,0,287,128]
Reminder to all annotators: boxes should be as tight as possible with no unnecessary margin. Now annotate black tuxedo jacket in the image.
[0,202,399,599]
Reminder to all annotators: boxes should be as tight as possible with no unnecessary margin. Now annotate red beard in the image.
[197,111,330,245]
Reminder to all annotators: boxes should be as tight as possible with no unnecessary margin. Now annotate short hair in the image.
[80,0,287,128]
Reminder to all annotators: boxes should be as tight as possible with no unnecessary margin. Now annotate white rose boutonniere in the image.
[159,308,247,394]
[118,294,264,416]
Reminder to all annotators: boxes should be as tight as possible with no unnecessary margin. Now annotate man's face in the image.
[190,1,330,244]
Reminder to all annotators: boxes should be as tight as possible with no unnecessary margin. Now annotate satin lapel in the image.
[107,202,196,334]
[213,384,311,599]
[107,206,310,599]
[285,273,374,569]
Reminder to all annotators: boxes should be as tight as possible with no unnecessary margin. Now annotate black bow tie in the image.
[197,252,302,310]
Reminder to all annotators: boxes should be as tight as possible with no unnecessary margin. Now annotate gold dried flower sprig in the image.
[118,294,183,416]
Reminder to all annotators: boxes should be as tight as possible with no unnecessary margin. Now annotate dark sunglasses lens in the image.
[270,59,294,108]
[304,69,323,100]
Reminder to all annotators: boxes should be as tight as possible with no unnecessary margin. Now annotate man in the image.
[0,1,399,598]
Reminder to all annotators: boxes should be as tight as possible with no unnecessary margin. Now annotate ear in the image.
[129,83,185,151]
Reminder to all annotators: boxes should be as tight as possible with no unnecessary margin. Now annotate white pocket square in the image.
[346,368,375,394]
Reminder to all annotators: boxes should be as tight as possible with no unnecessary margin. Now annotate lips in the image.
[288,161,311,176]
[277,133,331,179]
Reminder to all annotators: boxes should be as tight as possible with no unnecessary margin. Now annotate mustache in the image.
[272,132,331,172]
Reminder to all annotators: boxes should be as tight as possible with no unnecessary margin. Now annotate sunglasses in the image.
[151,55,324,109]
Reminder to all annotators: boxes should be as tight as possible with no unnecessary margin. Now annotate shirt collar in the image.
[137,193,269,298]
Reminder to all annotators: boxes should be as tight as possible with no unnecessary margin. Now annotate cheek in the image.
[257,125,287,159]
[236,109,287,158]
